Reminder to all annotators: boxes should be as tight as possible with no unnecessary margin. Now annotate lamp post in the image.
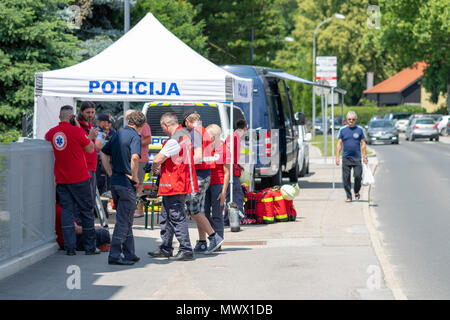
[312,13,345,138]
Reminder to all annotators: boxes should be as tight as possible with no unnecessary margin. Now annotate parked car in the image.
[405,117,439,141]
[447,120,450,136]
[436,115,450,136]
[328,116,343,132]
[370,115,384,122]
[222,65,302,186]
[366,120,399,145]
[313,117,326,135]
[384,112,411,123]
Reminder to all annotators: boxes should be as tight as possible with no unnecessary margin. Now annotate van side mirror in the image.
[305,133,312,141]
[294,112,305,125]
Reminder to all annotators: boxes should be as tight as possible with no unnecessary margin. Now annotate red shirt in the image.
[226,131,242,177]
[210,142,230,185]
[45,122,91,184]
[79,120,97,171]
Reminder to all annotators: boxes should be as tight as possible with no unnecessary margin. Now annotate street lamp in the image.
[312,13,345,138]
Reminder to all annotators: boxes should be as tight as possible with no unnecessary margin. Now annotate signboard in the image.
[316,56,337,87]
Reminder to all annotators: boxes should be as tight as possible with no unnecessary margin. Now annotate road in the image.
[369,134,450,299]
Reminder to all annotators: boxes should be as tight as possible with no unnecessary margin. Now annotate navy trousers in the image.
[160,194,192,254]
[204,184,225,239]
[109,184,137,261]
[224,178,245,224]
[56,180,95,251]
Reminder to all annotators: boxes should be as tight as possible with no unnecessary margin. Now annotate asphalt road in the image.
[370,134,450,299]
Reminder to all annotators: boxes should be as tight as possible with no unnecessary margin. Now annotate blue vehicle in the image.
[221,65,304,187]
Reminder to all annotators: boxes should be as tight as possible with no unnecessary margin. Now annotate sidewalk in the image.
[0,148,394,300]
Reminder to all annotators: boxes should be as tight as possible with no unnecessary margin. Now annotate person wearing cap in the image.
[148,112,198,261]
[100,110,146,265]
[95,113,115,200]
[182,111,224,254]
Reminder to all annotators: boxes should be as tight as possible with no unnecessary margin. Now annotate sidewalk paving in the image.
[0,148,394,300]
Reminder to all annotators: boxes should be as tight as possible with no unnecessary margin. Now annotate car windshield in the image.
[415,119,435,125]
[370,121,394,128]
[393,114,411,120]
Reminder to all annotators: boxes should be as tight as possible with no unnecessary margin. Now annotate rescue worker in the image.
[224,119,247,225]
[182,111,224,254]
[45,105,98,256]
[100,110,146,265]
[203,124,230,241]
[77,101,99,217]
[148,112,198,261]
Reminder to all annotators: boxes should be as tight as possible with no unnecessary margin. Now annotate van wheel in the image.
[289,161,300,182]
[305,161,309,174]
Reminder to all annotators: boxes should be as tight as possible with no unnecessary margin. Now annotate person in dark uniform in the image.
[95,113,115,199]
[148,112,198,261]
[101,110,146,265]
[45,105,98,256]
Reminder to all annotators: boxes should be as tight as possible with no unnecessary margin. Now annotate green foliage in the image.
[187,0,286,65]
[0,0,80,137]
[380,0,449,112]
[273,0,402,113]
[319,105,426,126]
[131,0,209,57]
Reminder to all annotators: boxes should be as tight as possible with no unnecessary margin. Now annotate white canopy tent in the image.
[33,13,252,139]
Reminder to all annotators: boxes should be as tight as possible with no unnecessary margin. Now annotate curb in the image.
[364,161,408,300]
[0,242,59,281]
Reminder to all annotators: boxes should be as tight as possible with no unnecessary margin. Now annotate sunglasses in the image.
[347,118,356,121]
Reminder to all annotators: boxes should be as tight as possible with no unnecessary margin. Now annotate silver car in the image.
[405,117,439,141]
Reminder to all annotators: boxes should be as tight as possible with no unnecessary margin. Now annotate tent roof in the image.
[35,13,251,102]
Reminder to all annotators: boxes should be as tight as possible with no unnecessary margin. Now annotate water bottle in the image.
[228,202,244,232]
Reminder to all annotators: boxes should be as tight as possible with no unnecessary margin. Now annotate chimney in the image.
[367,72,374,90]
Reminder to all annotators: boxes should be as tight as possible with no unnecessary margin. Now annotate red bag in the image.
[272,189,289,222]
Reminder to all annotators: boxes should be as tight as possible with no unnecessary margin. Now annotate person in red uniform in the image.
[148,112,198,261]
[203,124,230,241]
[77,101,99,217]
[45,105,98,256]
[182,111,224,254]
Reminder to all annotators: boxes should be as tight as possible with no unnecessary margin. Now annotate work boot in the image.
[66,249,76,256]
[108,258,135,265]
[148,247,172,258]
[85,248,101,255]
[206,233,224,254]
[168,251,194,261]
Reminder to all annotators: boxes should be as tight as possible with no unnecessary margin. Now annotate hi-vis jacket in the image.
[158,125,199,196]
[193,125,215,170]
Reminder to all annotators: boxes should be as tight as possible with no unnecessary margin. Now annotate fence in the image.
[0,139,55,264]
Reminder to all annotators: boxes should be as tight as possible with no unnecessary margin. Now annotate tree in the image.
[380,0,450,113]
[272,0,402,114]
[188,0,286,65]
[0,0,80,140]
[131,0,209,58]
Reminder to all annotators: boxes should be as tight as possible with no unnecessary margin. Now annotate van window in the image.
[225,107,246,129]
[279,80,294,129]
[145,105,221,136]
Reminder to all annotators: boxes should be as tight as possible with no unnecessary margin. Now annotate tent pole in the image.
[123,0,130,128]
[230,102,234,203]
[331,87,335,189]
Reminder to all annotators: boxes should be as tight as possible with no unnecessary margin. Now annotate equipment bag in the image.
[285,199,297,221]
[255,189,275,224]
[272,189,289,222]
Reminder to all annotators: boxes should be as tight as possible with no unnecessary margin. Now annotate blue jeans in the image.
[224,178,245,225]
[160,194,192,254]
[109,184,137,261]
[56,180,95,251]
[204,184,225,239]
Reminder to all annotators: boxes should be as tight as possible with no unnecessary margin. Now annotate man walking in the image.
[148,112,198,261]
[335,111,368,202]
[101,110,146,265]
[45,105,98,256]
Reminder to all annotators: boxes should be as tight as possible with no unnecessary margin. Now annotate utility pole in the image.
[123,0,130,127]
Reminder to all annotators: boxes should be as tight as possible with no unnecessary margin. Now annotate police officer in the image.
[148,112,198,261]
[45,105,98,256]
[95,113,115,197]
[182,111,224,254]
[101,110,146,265]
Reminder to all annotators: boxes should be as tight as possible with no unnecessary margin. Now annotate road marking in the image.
[364,164,408,300]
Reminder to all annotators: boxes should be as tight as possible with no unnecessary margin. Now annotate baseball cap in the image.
[97,113,111,123]
[181,110,197,127]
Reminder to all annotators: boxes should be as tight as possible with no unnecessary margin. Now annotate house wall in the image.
[421,87,447,112]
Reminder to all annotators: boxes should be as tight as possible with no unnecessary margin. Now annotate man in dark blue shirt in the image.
[101,110,146,265]
[336,111,368,202]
